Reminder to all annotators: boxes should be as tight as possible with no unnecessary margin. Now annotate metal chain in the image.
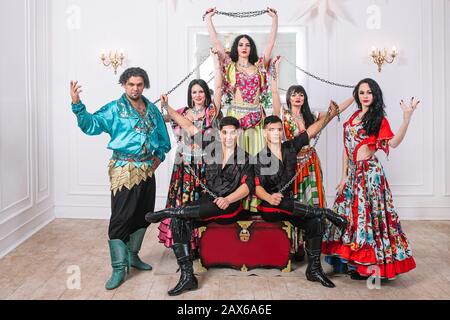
[278,104,336,194]
[183,162,218,199]
[282,57,355,89]
[270,59,340,122]
[203,9,268,21]
[153,54,211,105]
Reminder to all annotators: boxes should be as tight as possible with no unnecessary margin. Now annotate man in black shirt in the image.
[146,117,255,296]
[255,114,347,288]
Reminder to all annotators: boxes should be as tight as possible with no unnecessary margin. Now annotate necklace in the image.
[191,106,205,121]
[291,111,304,122]
[355,112,365,122]
[238,61,251,68]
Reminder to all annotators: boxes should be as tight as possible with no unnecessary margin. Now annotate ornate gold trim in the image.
[198,226,207,238]
[237,221,254,229]
[241,264,248,272]
[282,259,292,273]
[108,161,154,196]
[282,221,293,239]
[196,259,207,273]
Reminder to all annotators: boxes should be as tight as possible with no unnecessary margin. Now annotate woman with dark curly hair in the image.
[322,78,419,280]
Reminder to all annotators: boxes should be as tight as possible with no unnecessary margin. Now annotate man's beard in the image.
[127,93,141,101]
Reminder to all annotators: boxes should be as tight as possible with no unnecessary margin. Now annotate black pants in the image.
[171,194,248,243]
[109,175,156,242]
[257,198,323,240]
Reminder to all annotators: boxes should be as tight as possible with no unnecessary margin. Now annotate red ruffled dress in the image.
[322,110,416,279]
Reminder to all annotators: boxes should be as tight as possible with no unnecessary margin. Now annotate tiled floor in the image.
[1,219,449,300]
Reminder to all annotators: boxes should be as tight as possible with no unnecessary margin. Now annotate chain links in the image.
[156,54,346,197]
[282,57,355,89]
[183,162,218,199]
[203,9,268,21]
[278,103,337,194]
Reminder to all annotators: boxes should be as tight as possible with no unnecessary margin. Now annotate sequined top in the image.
[343,110,394,163]
[282,107,319,141]
[222,54,269,106]
[72,94,171,168]
[171,104,219,162]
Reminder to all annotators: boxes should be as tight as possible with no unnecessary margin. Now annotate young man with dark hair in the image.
[145,116,255,296]
[255,111,348,288]
[70,67,171,290]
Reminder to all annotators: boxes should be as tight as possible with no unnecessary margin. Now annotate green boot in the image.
[105,239,129,290]
[127,228,152,271]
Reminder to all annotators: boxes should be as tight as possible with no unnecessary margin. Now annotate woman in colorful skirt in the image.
[205,7,278,212]
[158,51,222,251]
[271,57,354,259]
[322,78,418,280]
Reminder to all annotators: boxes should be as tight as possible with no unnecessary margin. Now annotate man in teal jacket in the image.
[70,68,171,290]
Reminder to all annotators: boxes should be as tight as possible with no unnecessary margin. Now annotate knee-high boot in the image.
[168,243,199,296]
[293,202,348,229]
[127,228,152,271]
[105,239,130,290]
[305,236,335,288]
[145,205,201,224]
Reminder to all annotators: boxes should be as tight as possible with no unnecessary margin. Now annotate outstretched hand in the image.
[267,7,278,18]
[328,100,340,118]
[204,7,217,20]
[400,97,421,122]
[273,55,281,68]
[70,81,82,104]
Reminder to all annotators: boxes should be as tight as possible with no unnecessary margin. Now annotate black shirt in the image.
[255,132,309,196]
[193,130,255,198]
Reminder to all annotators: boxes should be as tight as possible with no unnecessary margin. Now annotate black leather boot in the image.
[322,209,348,230]
[145,205,201,224]
[348,270,369,280]
[168,243,199,296]
[293,201,322,219]
[305,236,336,288]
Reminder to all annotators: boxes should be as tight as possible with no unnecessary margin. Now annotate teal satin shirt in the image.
[72,94,171,167]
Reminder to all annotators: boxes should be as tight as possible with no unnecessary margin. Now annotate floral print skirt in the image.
[322,156,416,279]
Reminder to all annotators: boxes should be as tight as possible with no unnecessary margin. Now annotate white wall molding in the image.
[47,0,449,220]
[444,0,450,196]
[0,0,55,258]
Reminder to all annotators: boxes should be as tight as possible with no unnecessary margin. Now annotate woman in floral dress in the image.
[322,78,418,280]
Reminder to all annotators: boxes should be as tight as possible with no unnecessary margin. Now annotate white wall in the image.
[0,0,54,257]
[50,0,450,220]
[0,0,448,257]
[0,0,447,257]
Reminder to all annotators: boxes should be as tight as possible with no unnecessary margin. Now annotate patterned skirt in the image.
[226,104,266,213]
[322,156,416,279]
[292,147,326,254]
[158,158,205,249]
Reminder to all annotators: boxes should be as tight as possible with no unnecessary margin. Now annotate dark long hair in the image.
[353,78,386,136]
[229,35,259,65]
[187,79,212,109]
[286,85,315,128]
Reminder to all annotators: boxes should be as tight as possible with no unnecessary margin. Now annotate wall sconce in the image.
[370,46,398,72]
[100,49,125,74]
